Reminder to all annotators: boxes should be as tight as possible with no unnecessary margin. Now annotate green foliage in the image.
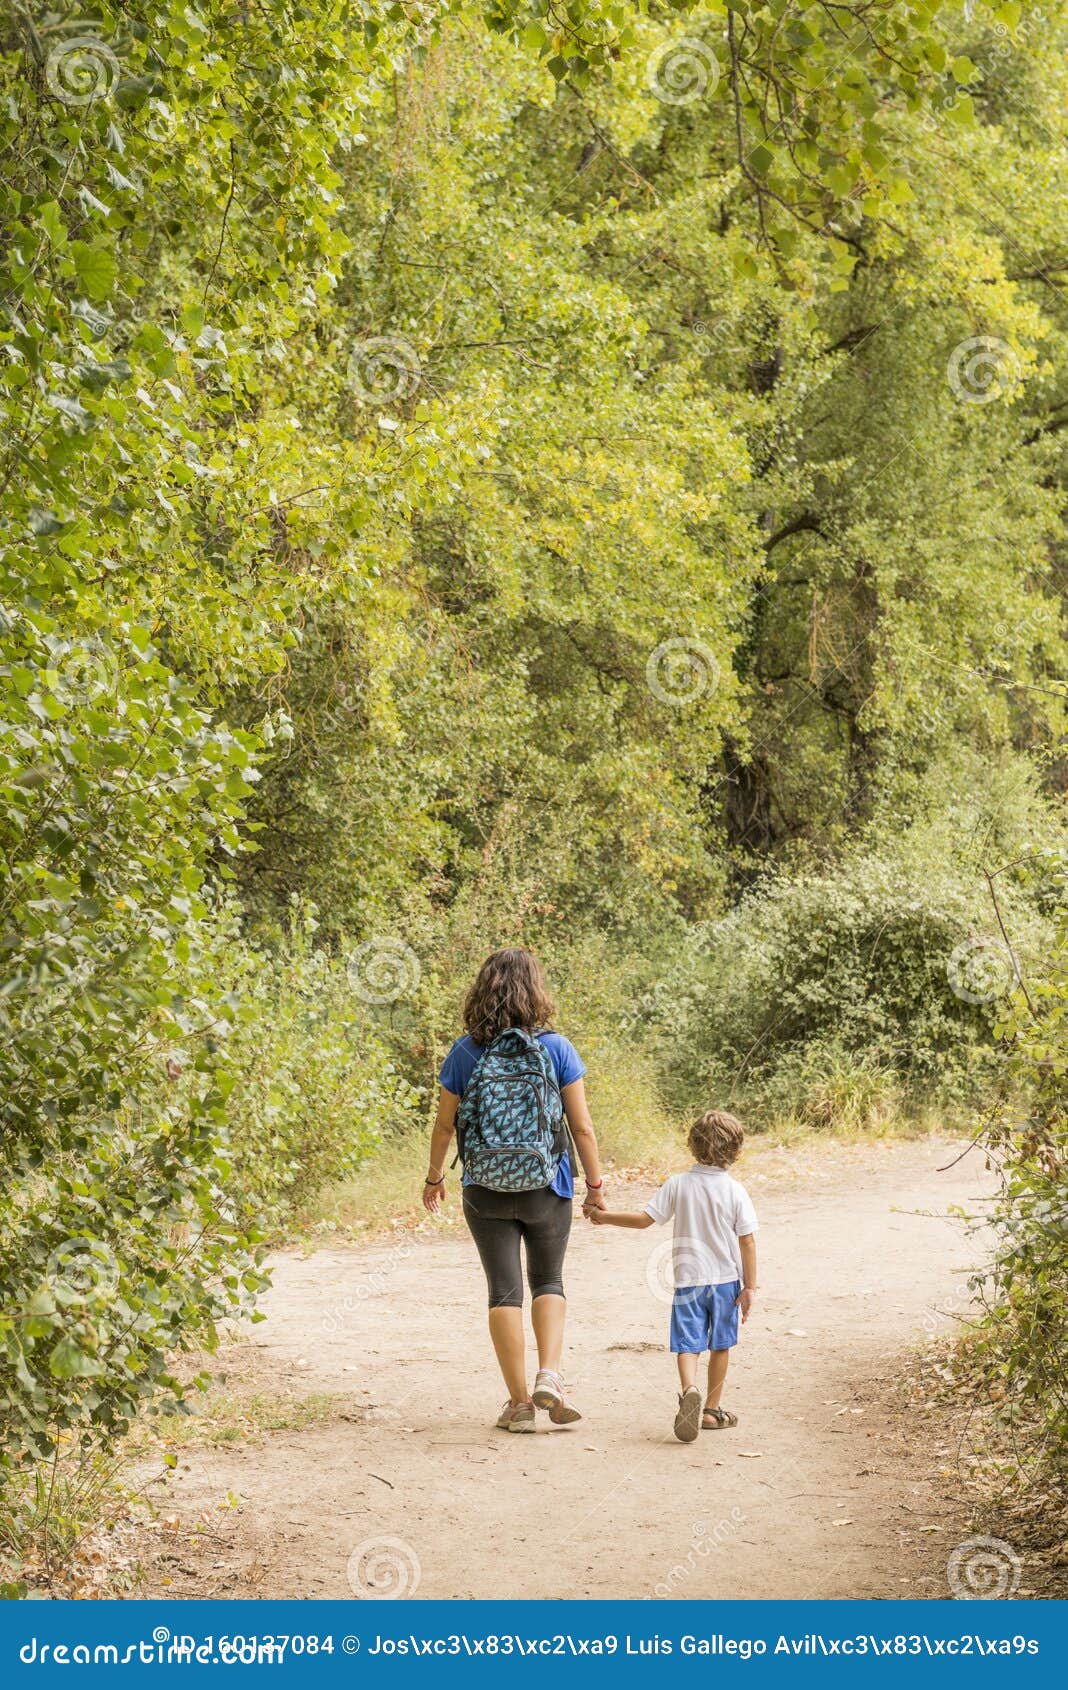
[231,5,1067,939]
[0,1109,267,1465]
[0,0,386,1480]
[196,902,423,1221]
[970,856,1068,1474]
[0,614,256,1139]
[646,834,1051,1122]
[486,0,1012,269]
[1,0,1066,1551]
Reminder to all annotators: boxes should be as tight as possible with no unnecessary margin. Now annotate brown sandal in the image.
[701,1405,738,1429]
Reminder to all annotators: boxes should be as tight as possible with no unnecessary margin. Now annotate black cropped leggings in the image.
[462,1185,573,1308]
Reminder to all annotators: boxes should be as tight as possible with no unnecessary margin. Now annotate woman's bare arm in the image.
[560,1077,605,1209]
[423,1086,458,1212]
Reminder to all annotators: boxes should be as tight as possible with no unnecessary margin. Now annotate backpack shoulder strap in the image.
[532,1034,578,1169]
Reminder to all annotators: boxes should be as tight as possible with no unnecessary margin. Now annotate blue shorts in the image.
[670,1280,741,1354]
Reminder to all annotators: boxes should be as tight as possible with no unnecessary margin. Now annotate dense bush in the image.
[0,891,423,1469]
[198,904,423,1221]
[969,856,1068,1476]
[0,618,266,1468]
[0,0,379,1485]
[644,841,1051,1125]
[0,1109,266,1467]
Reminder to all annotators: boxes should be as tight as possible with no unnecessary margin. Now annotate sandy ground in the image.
[132,1136,996,1601]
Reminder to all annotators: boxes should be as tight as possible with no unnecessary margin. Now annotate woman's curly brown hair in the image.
[688,1109,745,1168]
[463,948,555,1045]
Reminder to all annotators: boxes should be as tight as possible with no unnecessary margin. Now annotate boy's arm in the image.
[737,1232,758,1321]
[587,1209,656,1229]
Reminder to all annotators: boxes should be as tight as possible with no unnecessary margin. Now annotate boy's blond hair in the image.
[688,1109,744,1168]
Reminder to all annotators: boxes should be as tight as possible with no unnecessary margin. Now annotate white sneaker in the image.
[532,1369,582,1425]
[495,1399,536,1433]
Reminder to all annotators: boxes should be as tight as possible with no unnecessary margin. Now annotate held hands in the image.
[581,1180,607,1217]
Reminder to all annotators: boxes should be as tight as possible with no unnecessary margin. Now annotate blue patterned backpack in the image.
[456,1027,569,1192]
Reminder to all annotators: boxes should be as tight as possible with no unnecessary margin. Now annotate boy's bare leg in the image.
[705,1348,730,1410]
[676,1352,700,1391]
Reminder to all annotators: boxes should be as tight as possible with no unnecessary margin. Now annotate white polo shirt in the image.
[644,1163,758,1288]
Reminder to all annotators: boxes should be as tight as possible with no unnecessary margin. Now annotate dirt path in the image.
[134,1137,994,1601]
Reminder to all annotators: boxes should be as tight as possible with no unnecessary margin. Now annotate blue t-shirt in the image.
[438,1031,586,1198]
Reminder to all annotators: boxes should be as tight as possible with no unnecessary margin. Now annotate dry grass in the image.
[295,1047,942,1243]
[137,1390,347,1451]
[295,1041,686,1235]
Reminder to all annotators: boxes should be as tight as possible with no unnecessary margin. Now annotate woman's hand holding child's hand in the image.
[581,1180,607,1216]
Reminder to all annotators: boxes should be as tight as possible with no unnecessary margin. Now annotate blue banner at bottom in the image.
[3,1601,1065,1687]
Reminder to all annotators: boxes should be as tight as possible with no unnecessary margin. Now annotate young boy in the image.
[588,1109,758,1443]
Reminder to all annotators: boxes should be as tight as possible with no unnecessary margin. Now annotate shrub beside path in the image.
[132,1137,998,1600]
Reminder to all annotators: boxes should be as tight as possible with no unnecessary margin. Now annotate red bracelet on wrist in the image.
[585,1178,603,1190]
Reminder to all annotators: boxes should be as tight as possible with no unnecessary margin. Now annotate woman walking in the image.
[422,948,606,1431]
